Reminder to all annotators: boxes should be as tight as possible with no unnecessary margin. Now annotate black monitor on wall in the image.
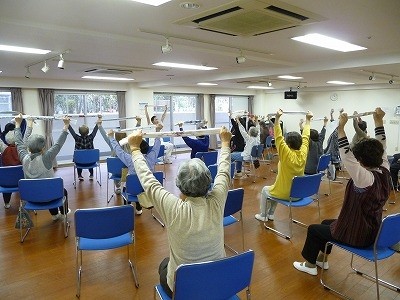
[284,91,297,99]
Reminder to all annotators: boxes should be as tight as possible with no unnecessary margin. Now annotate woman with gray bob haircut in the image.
[128,127,232,298]
[27,134,46,153]
[175,158,212,197]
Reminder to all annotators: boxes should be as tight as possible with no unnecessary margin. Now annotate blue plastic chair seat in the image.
[75,162,99,169]
[267,196,314,207]
[78,232,133,250]
[329,242,396,261]
[24,197,64,210]
[223,215,238,226]
[0,186,19,193]
[154,284,240,300]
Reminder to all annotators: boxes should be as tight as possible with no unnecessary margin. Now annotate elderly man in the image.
[128,126,231,298]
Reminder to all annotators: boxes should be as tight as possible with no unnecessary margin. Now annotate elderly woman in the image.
[128,126,231,298]
[231,115,260,178]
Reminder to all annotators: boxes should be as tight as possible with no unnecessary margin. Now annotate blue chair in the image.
[320,213,400,300]
[195,151,218,167]
[0,165,24,205]
[224,188,245,254]
[74,205,139,298]
[208,162,235,188]
[242,144,264,182]
[316,153,332,195]
[18,177,69,243]
[264,173,324,240]
[106,157,126,203]
[73,149,101,188]
[265,135,274,160]
[154,249,255,300]
[122,171,165,227]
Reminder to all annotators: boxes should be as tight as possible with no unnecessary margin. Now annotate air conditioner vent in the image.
[84,68,134,75]
[175,0,325,37]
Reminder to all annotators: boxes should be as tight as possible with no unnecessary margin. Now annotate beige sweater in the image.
[132,147,231,291]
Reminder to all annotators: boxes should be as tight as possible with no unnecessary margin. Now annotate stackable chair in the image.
[195,150,218,167]
[106,157,126,203]
[154,249,255,300]
[242,144,264,182]
[223,188,245,254]
[73,149,101,188]
[122,171,165,227]
[0,165,24,204]
[74,205,139,298]
[264,173,323,240]
[320,213,400,300]
[316,153,332,196]
[208,162,236,188]
[264,135,274,160]
[18,177,69,243]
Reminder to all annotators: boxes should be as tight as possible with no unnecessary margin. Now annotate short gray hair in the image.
[5,130,15,145]
[248,126,259,137]
[27,134,46,153]
[175,158,212,197]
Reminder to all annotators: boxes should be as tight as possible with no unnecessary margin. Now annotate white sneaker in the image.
[4,203,11,209]
[234,172,243,179]
[115,188,121,195]
[52,214,62,221]
[136,209,143,215]
[316,261,329,270]
[267,214,275,221]
[293,261,318,276]
[255,214,268,222]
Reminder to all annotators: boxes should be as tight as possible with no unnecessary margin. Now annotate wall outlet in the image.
[389,120,400,125]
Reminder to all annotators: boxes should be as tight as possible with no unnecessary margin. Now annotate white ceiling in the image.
[1,0,400,91]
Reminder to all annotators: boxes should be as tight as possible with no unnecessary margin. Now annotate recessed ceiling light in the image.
[0,44,51,54]
[82,76,134,81]
[326,80,355,85]
[292,33,367,52]
[130,0,171,6]
[278,75,303,80]
[247,86,274,90]
[197,82,218,86]
[153,62,217,70]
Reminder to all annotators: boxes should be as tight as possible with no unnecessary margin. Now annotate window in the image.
[54,91,118,161]
[153,93,198,147]
[0,91,13,133]
[215,95,248,142]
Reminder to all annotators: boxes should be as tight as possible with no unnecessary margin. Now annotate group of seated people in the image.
[0,106,393,297]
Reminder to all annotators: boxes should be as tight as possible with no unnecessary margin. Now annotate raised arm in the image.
[42,116,70,168]
[97,117,112,149]
[68,124,79,140]
[14,114,29,161]
[145,105,151,125]
[160,105,168,123]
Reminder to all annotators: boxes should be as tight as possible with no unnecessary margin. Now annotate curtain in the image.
[196,94,204,121]
[209,94,217,149]
[116,91,126,129]
[248,95,254,115]
[38,89,55,165]
[10,88,23,113]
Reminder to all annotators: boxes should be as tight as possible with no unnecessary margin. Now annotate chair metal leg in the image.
[95,165,102,187]
[76,249,82,298]
[63,200,70,238]
[73,166,77,189]
[128,238,139,287]
[19,204,31,243]
[151,208,165,227]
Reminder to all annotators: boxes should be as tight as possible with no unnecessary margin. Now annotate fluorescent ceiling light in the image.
[197,82,218,86]
[153,62,217,70]
[130,0,171,6]
[0,44,51,54]
[247,85,274,90]
[82,76,134,81]
[326,80,355,85]
[291,33,367,52]
[278,75,303,80]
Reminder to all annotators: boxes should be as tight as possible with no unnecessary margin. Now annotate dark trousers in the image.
[159,257,173,298]
[77,168,93,177]
[122,187,142,211]
[301,219,335,264]
[2,192,12,204]
[390,166,399,189]
[49,188,69,216]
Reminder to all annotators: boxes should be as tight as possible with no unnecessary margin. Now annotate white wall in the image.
[254,88,400,154]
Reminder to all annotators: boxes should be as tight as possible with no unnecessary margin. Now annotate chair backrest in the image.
[224,188,244,217]
[126,171,164,196]
[157,145,165,158]
[0,165,24,187]
[173,249,255,300]
[19,177,64,203]
[208,163,235,182]
[163,137,171,143]
[265,135,273,148]
[195,151,218,167]
[106,157,126,176]
[250,144,264,158]
[74,149,100,164]
[316,153,331,173]
[75,205,134,239]
[375,213,400,249]
[290,173,324,199]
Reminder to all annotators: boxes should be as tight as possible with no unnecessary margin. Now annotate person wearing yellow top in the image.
[255,109,312,221]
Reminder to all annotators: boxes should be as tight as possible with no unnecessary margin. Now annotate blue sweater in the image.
[180,128,209,158]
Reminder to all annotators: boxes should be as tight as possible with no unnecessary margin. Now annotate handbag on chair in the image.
[15,206,34,229]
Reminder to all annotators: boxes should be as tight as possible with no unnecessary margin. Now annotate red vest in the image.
[2,145,21,166]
